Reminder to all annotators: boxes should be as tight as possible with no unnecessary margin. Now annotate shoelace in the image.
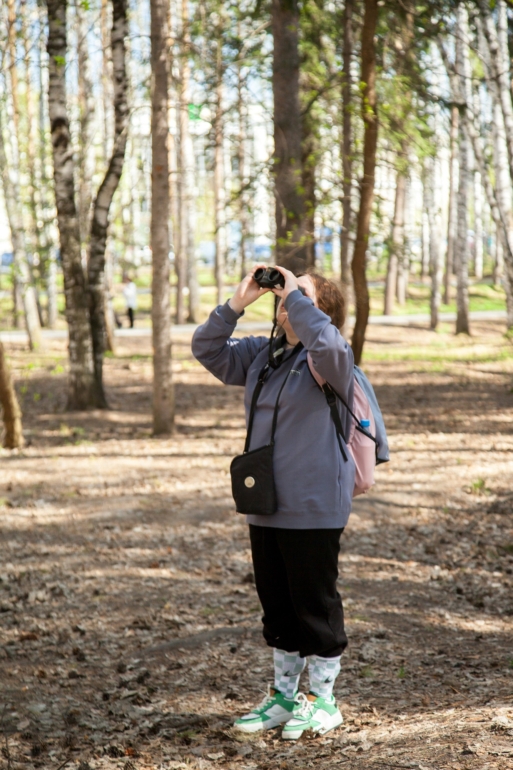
[294,692,315,720]
[253,691,275,714]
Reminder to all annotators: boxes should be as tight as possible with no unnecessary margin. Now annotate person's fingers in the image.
[272,265,294,280]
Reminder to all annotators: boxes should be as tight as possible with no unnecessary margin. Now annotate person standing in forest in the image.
[192,265,353,739]
[122,273,138,328]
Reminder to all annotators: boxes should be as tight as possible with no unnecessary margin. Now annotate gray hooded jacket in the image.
[191,289,355,529]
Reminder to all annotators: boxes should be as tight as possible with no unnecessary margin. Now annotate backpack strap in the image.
[320,383,348,463]
[306,352,378,451]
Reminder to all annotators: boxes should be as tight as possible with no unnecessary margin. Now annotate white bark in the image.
[426,157,442,330]
[473,170,484,279]
[150,0,173,434]
[444,105,458,303]
[180,0,199,324]
[455,6,470,335]
[0,102,42,351]
[47,0,97,409]
[214,50,227,306]
[479,0,513,184]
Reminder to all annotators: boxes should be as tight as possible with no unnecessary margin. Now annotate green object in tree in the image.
[188,104,201,121]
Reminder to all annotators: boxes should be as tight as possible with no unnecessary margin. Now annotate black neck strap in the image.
[244,343,303,453]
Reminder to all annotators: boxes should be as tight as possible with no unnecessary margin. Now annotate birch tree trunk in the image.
[0,342,24,449]
[237,31,249,281]
[76,0,96,258]
[340,0,353,291]
[474,170,484,279]
[352,0,379,364]
[447,22,513,327]
[7,0,23,329]
[37,1,57,328]
[0,103,42,351]
[421,206,430,280]
[150,0,173,434]
[425,157,442,330]
[214,43,227,306]
[47,0,97,409]
[175,0,198,324]
[478,0,513,185]
[21,0,45,326]
[444,104,458,303]
[494,224,504,286]
[101,0,113,164]
[455,7,470,336]
[384,170,406,315]
[87,0,129,405]
[272,0,307,272]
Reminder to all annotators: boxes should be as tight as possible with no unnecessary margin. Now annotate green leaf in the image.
[188,104,201,121]
[53,55,65,66]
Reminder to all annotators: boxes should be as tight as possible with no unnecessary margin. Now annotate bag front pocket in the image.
[230,444,276,516]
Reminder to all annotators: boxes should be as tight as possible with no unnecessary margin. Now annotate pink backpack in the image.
[307,353,377,497]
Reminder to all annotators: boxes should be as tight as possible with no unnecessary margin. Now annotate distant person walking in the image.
[122,274,137,328]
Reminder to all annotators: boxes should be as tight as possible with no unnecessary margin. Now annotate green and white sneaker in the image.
[281,692,343,740]
[234,687,296,733]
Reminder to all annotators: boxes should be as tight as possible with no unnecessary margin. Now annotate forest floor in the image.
[1,320,513,770]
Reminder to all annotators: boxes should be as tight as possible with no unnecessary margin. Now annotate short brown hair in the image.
[298,271,346,329]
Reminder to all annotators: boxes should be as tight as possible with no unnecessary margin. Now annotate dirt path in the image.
[1,321,512,770]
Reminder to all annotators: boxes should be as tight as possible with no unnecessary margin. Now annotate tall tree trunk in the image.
[351,0,379,364]
[76,0,96,258]
[237,28,249,281]
[384,169,406,315]
[444,104,458,303]
[150,0,173,434]
[272,0,307,272]
[175,0,198,324]
[87,0,129,406]
[425,157,442,330]
[0,342,24,449]
[474,170,484,279]
[7,0,23,329]
[0,104,43,351]
[47,0,97,409]
[395,177,409,307]
[182,0,199,323]
[101,0,113,165]
[37,1,57,328]
[478,0,513,185]
[455,7,470,336]
[214,42,227,306]
[21,0,45,326]
[421,207,429,279]
[340,0,353,299]
[300,1,320,270]
[494,224,504,286]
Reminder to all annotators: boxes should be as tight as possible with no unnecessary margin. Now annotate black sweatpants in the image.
[249,525,347,659]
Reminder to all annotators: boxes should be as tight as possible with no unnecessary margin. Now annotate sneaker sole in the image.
[234,715,292,733]
[281,710,343,741]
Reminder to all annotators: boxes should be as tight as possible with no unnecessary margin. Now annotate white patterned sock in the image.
[308,654,341,698]
[273,649,306,699]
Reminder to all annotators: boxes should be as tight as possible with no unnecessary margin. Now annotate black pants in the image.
[127,308,134,328]
[249,525,347,658]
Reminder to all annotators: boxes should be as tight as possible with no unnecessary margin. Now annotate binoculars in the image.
[253,267,285,289]
[253,267,306,295]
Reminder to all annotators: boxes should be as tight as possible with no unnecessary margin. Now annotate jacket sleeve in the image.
[284,290,354,405]
[191,302,269,386]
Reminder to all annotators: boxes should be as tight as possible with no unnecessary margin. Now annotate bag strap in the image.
[320,384,348,463]
[243,343,303,454]
[326,381,378,445]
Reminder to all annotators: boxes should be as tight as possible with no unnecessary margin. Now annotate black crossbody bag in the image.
[230,344,302,516]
